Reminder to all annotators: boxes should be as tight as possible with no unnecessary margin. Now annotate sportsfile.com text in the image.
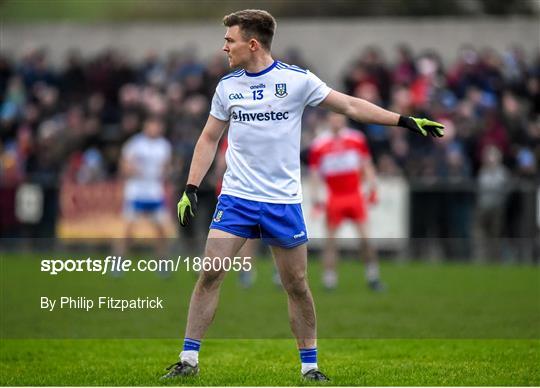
[40,256,252,275]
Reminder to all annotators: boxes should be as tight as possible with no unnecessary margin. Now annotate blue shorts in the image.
[209,195,308,248]
[124,199,166,221]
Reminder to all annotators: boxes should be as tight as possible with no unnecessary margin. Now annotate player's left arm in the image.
[320,90,445,137]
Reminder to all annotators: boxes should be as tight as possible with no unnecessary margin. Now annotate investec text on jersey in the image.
[231,110,290,122]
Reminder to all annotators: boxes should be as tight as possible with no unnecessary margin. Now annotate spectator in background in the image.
[21,120,66,237]
[344,46,391,106]
[476,109,510,166]
[527,51,540,116]
[475,145,510,262]
[203,54,229,96]
[478,47,505,98]
[502,45,530,97]
[17,48,56,89]
[138,50,166,86]
[415,51,447,108]
[59,49,87,104]
[0,54,13,96]
[376,153,403,177]
[392,44,416,86]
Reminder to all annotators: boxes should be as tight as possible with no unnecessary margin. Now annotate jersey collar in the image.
[244,60,277,77]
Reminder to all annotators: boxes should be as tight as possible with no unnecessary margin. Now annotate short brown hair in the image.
[223,9,276,51]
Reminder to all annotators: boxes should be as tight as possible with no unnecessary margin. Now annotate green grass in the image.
[1,339,539,385]
[1,252,539,385]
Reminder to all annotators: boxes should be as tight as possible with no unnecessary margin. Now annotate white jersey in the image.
[122,133,171,201]
[210,60,331,203]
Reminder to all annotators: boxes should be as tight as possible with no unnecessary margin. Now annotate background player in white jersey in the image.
[309,112,383,291]
[165,9,444,381]
[119,116,172,257]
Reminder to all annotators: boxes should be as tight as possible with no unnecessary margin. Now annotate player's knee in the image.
[282,274,308,298]
[198,270,225,290]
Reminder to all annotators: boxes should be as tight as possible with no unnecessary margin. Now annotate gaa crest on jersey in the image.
[274,83,288,98]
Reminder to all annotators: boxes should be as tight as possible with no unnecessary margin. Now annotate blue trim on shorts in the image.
[209,195,308,248]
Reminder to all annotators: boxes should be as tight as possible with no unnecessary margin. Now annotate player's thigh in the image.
[205,228,247,260]
[197,229,248,283]
[123,218,137,233]
[326,195,347,229]
[237,239,258,261]
[344,194,367,221]
[355,221,370,240]
[149,212,169,235]
[325,224,338,239]
[271,243,308,285]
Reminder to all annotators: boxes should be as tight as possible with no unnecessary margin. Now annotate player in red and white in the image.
[309,112,383,291]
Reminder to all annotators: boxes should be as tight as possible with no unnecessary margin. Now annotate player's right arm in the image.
[177,115,228,227]
[186,115,228,187]
[120,157,137,178]
[119,140,138,179]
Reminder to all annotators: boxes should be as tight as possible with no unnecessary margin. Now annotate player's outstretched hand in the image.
[177,184,198,227]
[398,115,445,138]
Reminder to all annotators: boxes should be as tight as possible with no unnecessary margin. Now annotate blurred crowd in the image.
[342,45,539,183]
[0,45,538,258]
[1,45,538,185]
[0,48,228,190]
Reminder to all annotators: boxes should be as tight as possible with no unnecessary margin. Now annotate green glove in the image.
[398,116,445,138]
[177,184,198,227]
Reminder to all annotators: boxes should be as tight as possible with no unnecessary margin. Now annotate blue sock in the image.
[299,347,318,374]
[182,338,201,352]
[180,338,201,365]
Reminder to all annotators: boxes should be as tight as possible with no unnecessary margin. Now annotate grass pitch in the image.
[1,251,539,385]
[1,339,538,385]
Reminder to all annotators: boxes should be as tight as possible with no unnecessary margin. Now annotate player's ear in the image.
[249,39,259,52]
